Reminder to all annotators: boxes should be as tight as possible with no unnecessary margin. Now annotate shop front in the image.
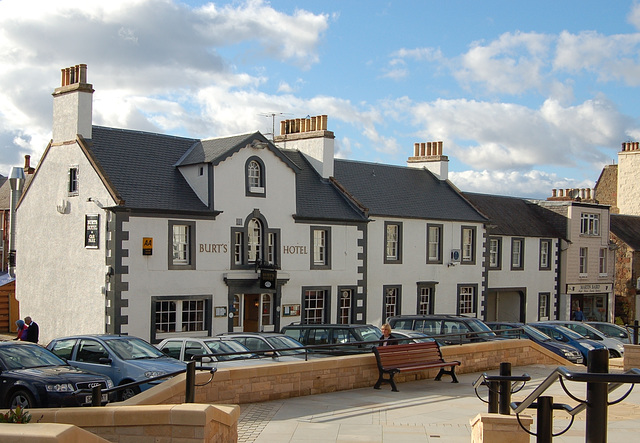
[567,283,613,322]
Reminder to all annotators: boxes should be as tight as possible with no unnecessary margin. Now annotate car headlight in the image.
[144,371,166,378]
[46,383,74,392]
[582,343,594,350]
[106,379,114,389]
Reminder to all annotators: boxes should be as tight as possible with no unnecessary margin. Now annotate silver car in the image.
[547,321,625,358]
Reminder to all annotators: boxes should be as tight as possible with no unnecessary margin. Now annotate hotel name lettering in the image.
[199,243,308,254]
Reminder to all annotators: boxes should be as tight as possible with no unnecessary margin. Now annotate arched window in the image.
[246,157,266,197]
[248,218,262,263]
[248,160,261,188]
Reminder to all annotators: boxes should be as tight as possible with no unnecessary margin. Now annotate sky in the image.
[1,0,640,198]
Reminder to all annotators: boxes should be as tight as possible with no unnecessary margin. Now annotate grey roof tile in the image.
[463,192,564,238]
[333,160,486,222]
[88,126,209,212]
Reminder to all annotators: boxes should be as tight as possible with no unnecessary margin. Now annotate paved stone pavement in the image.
[238,362,640,443]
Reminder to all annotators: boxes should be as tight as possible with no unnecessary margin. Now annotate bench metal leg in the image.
[374,370,399,392]
[434,366,459,383]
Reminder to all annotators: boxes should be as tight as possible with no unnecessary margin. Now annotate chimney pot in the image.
[414,143,420,156]
[552,189,557,197]
[438,141,443,155]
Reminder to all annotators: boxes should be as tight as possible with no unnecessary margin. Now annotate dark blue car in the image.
[486,322,583,364]
[47,335,186,401]
[529,323,607,365]
[0,341,113,408]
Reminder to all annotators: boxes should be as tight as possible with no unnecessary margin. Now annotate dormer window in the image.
[246,156,266,197]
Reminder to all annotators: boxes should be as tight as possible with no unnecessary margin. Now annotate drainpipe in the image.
[8,166,25,278]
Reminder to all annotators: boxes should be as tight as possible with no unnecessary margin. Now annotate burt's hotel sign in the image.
[566,283,612,294]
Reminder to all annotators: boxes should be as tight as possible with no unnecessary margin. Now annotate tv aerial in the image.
[259,112,292,141]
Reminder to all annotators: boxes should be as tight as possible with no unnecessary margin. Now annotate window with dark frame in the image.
[457,285,476,315]
[427,224,442,263]
[311,227,331,269]
[489,237,501,269]
[511,238,524,270]
[539,239,552,270]
[384,222,402,263]
[169,220,196,270]
[68,166,79,196]
[383,286,401,319]
[461,226,476,264]
[303,289,328,324]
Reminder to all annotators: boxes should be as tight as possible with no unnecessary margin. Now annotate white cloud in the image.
[0,0,329,175]
[450,169,593,198]
[402,96,631,171]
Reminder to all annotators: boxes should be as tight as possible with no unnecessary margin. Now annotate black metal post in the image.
[499,362,511,415]
[586,348,609,443]
[91,385,102,407]
[634,320,639,345]
[537,396,553,443]
[487,380,499,413]
[185,361,196,403]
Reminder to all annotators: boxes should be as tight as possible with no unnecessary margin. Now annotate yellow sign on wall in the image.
[143,237,153,256]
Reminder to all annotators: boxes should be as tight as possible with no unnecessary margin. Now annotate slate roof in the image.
[87,126,209,213]
[333,160,486,222]
[85,126,367,222]
[611,213,640,251]
[280,151,368,223]
[463,192,564,238]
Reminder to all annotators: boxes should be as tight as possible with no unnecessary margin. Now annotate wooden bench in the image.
[372,341,460,391]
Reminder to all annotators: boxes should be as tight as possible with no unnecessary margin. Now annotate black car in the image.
[280,323,382,354]
[486,322,584,364]
[386,315,500,345]
[0,341,114,408]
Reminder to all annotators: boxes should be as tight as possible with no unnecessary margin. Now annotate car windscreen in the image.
[205,340,255,360]
[552,326,585,340]
[523,325,553,341]
[105,337,166,360]
[0,344,66,370]
[357,326,383,342]
[265,336,305,355]
[464,319,497,337]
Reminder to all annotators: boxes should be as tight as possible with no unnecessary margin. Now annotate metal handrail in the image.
[511,366,640,415]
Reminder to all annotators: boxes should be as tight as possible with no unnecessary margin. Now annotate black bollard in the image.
[586,348,609,443]
[91,385,102,407]
[634,320,639,345]
[537,396,553,443]
[185,361,196,403]
[499,362,512,415]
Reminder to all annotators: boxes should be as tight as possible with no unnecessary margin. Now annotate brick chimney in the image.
[52,64,94,143]
[274,115,335,178]
[407,141,449,180]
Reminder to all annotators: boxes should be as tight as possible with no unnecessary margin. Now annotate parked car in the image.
[529,323,607,365]
[217,332,307,358]
[390,329,437,344]
[586,322,631,344]
[47,335,186,401]
[156,337,282,367]
[280,323,382,354]
[486,322,583,364]
[0,341,113,409]
[386,315,500,345]
[541,321,625,358]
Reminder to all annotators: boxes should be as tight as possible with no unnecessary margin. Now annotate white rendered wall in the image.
[365,217,485,326]
[16,142,115,343]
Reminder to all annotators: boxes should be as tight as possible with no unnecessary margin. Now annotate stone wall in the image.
[4,403,239,443]
[624,344,640,371]
[127,339,571,406]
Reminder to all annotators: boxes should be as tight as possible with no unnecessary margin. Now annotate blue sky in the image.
[1,0,640,198]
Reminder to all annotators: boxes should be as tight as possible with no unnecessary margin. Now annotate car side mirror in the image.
[98,357,112,365]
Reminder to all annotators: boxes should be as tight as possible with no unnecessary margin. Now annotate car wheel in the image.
[609,349,621,358]
[118,384,141,401]
[9,389,35,409]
